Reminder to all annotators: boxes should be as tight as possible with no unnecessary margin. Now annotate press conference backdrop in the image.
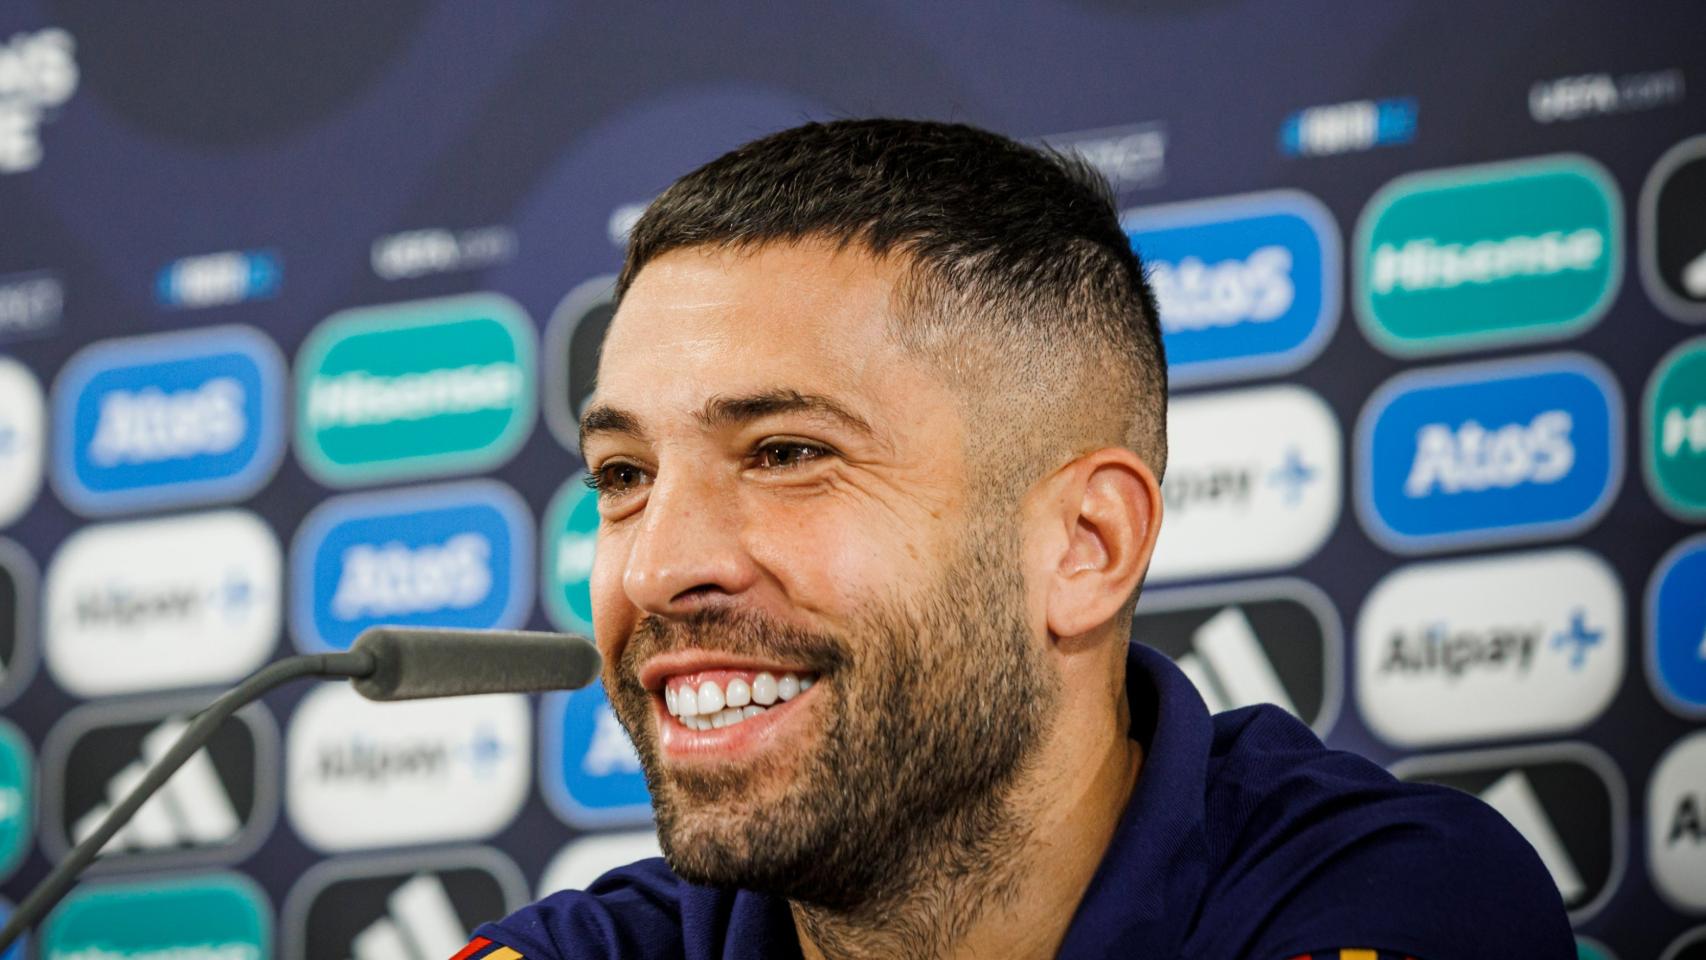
[0,1,1700,956]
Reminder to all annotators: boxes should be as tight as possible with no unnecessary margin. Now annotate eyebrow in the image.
[578,388,876,452]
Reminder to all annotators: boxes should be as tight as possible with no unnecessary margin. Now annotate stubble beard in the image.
[605,517,1060,924]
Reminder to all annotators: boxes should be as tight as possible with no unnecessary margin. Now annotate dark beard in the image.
[603,519,1059,913]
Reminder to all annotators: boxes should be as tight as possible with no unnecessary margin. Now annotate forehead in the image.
[594,242,935,425]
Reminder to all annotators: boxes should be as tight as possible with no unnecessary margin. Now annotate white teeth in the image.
[711,710,727,729]
[742,705,764,719]
[719,707,742,726]
[777,674,800,701]
[725,677,751,708]
[677,685,699,717]
[691,715,711,731]
[698,680,725,714]
[665,686,678,716]
[752,672,779,705]
[798,676,814,691]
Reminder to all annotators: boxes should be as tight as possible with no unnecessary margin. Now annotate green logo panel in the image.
[0,721,31,882]
[543,475,599,636]
[296,293,537,485]
[1646,336,1706,518]
[43,873,270,960]
[1356,155,1622,355]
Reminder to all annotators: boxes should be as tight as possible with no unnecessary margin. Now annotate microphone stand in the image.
[0,650,376,950]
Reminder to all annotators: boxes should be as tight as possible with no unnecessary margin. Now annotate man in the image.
[460,120,1571,959]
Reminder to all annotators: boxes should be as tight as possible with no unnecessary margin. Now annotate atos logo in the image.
[542,683,652,828]
[1357,548,1624,748]
[1650,731,1706,913]
[0,357,45,528]
[1357,354,1621,552]
[286,685,530,852]
[290,481,531,653]
[1125,191,1337,385]
[1648,535,1706,717]
[51,326,286,515]
[155,250,281,309]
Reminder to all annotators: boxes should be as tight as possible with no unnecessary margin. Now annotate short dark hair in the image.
[619,118,1168,481]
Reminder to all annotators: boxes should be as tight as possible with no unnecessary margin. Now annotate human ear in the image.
[1041,448,1162,641]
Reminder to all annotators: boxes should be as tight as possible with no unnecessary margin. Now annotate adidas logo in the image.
[1172,606,1298,717]
[71,716,239,853]
[348,873,466,960]
[1477,769,1585,905]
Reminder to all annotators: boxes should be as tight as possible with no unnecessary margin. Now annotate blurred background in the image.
[0,1,1702,956]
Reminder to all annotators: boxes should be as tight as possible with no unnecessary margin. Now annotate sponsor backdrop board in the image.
[0,1,1698,953]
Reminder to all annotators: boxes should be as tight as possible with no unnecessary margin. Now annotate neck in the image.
[792,672,1142,960]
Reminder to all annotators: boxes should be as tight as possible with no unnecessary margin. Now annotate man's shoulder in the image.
[1194,705,1574,958]
[464,857,799,960]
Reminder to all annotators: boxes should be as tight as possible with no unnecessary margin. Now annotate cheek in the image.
[746,500,938,613]
[589,529,633,657]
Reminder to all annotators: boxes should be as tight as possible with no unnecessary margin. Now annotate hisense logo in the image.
[305,364,523,428]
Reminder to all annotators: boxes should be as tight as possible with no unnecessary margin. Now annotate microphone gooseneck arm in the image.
[0,650,377,951]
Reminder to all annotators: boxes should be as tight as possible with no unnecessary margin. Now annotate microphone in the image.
[351,626,603,700]
[0,626,600,950]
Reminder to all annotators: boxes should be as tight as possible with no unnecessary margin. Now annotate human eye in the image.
[584,459,651,496]
[750,439,831,471]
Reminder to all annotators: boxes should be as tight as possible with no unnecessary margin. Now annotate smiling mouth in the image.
[661,670,820,731]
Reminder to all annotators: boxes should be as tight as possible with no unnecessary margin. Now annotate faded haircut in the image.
[617,118,1168,487]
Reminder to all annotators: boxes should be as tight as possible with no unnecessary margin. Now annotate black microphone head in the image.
[350,627,602,701]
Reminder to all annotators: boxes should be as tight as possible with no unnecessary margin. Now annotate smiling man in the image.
[460,120,1571,959]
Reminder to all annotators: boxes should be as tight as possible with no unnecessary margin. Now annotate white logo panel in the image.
[0,358,44,528]
[539,831,664,898]
[1149,385,1341,582]
[1356,548,1623,747]
[1650,731,1706,912]
[44,510,281,697]
[286,685,530,852]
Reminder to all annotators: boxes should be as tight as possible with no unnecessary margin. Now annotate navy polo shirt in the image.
[466,643,1573,959]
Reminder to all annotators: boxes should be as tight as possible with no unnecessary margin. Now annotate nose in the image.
[620,463,760,617]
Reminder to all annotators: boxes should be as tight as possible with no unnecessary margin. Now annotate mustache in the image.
[617,606,852,683]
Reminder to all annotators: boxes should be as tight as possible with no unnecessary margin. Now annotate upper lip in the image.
[638,650,817,692]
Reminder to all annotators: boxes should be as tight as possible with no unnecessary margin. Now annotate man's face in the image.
[580,241,1058,905]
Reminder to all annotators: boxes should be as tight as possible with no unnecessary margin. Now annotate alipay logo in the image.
[1357,353,1621,552]
[540,832,663,896]
[543,476,598,634]
[1124,191,1338,385]
[41,873,270,960]
[1650,731,1706,912]
[1148,385,1340,582]
[155,250,281,309]
[1280,96,1417,158]
[45,511,281,697]
[295,293,536,486]
[1357,548,1624,748]
[0,358,43,529]
[285,685,530,851]
[1648,535,1706,716]
[290,481,530,653]
[1645,337,1706,519]
[51,326,286,515]
[1355,154,1621,354]
[542,683,652,828]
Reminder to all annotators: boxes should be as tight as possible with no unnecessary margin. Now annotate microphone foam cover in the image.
[351,627,602,701]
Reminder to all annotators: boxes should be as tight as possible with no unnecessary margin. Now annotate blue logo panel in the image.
[1649,535,1706,716]
[1125,190,1338,385]
[1358,354,1622,551]
[541,684,653,828]
[52,326,284,514]
[290,480,532,652]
